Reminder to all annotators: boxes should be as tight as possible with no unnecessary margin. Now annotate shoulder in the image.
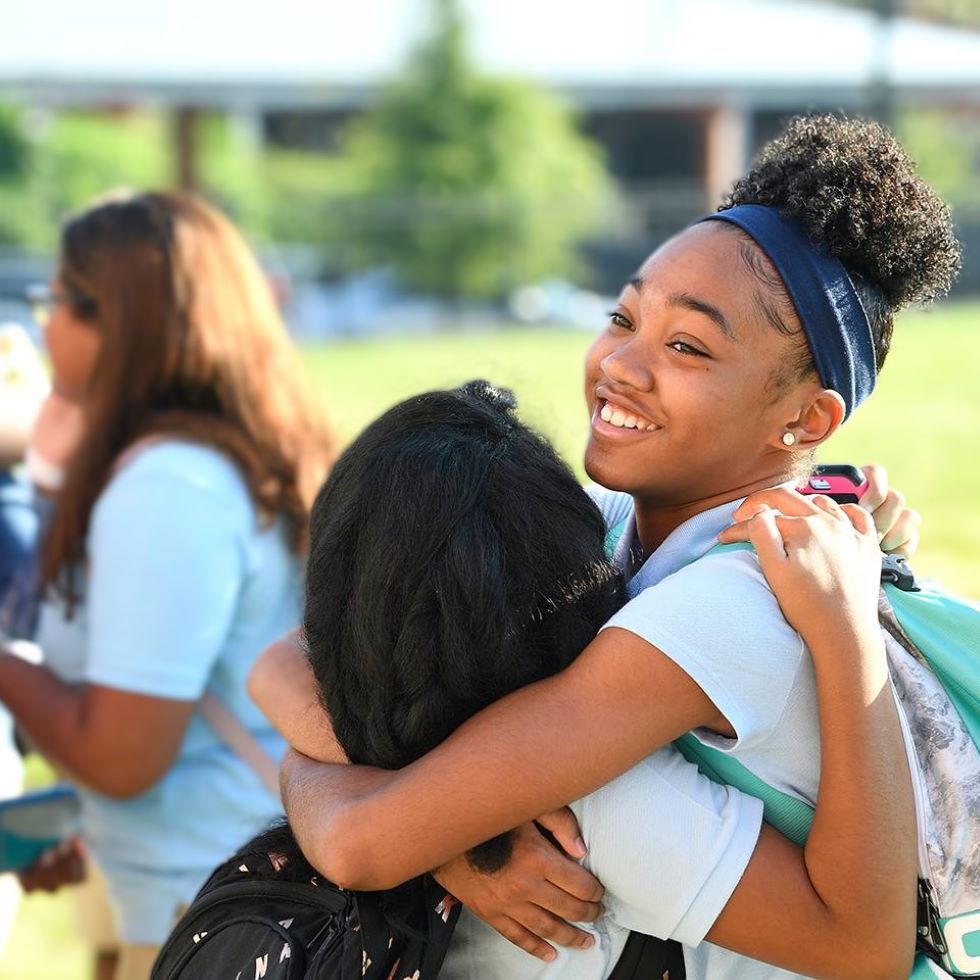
[605,547,806,748]
[96,441,252,525]
[624,545,782,621]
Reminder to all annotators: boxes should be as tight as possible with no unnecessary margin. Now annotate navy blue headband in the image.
[699,204,876,419]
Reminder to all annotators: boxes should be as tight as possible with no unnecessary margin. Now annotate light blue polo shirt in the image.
[37,442,299,943]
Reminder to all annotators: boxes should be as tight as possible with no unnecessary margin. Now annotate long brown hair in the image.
[42,191,336,597]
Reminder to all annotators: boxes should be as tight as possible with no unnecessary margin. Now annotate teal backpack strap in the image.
[674,734,814,847]
[604,517,630,562]
[674,541,816,847]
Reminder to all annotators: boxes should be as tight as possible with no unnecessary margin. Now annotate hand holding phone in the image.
[799,464,869,505]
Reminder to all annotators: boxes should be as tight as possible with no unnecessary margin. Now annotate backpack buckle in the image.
[881,554,921,592]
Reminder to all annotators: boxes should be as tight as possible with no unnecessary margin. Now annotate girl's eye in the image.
[607,311,633,331]
[668,340,708,357]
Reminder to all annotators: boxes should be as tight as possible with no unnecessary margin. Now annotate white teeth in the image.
[599,401,654,430]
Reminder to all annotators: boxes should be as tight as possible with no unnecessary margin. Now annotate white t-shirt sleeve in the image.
[574,746,763,946]
[602,549,807,749]
[84,450,246,700]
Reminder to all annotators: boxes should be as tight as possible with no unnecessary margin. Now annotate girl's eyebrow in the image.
[666,291,738,342]
[626,275,737,342]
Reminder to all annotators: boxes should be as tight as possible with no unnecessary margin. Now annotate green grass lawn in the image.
[3,303,978,979]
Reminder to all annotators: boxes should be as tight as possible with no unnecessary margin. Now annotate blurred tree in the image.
[815,0,980,27]
[336,0,612,302]
[0,105,45,247]
[899,109,980,208]
[0,105,30,181]
[46,111,170,215]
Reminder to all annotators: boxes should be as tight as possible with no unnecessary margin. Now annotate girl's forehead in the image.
[624,223,800,351]
[627,225,755,309]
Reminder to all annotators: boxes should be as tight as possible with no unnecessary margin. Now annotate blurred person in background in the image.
[0,323,48,953]
[0,191,335,980]
[0,323,48,639]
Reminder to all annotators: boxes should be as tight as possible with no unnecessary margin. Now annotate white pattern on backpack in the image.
[884,625,980,915]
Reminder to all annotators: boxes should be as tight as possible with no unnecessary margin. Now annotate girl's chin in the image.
[583,445,640,494]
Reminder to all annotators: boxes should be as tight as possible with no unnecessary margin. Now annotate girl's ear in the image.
[772,388,846,453]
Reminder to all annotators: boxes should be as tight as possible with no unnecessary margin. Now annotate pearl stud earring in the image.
[782,432,796,447]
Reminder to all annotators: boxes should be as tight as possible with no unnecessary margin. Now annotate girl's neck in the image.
[633,470,795,555]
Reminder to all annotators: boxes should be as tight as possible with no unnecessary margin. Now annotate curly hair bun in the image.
[726,114,961,310]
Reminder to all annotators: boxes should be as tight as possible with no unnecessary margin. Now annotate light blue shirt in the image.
[593,486,820,980]
[37,442,299,943]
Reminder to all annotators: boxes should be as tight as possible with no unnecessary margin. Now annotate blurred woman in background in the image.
[0,192,335,980]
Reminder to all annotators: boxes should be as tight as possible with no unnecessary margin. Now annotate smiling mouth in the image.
[595,399,658,432]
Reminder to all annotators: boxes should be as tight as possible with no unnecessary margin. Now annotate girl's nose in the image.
[600,342,654,392]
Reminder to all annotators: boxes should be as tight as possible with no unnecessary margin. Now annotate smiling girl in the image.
[261,115,960,979]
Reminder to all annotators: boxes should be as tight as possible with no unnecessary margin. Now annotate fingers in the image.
[535,879,603,924]
[17,838,86,893]
[732,488,816,522]
[492,915,559,962]
[741,506,791,565]
[514,903,597,948]
[859,463,888,513]
[716,521,751,544]
[535,807,586,860]
[491,901,597,960]
[841,503,875,539]
[538,844,604,904]
[880,508,921,557]
[806,493,844,518]
[868,485,904,536]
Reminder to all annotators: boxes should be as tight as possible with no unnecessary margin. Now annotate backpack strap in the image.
[674,733,813,847]
[604,517,630,562]
[198,692,281,799]
[607,930,685,979]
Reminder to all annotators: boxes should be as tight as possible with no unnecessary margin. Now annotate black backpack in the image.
[150,823,685,980]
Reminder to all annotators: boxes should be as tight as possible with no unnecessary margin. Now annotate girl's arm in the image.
[285,497,916,978]
[699,498,916,978]
[248,631,348,764]
[283,480,917,889]
[0,648,194,797]
[283,617,723,888]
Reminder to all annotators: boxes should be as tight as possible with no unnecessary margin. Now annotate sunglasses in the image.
[24,283,98,329]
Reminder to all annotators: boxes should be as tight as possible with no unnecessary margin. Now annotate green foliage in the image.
[0,105,44,247]
[898,108,980,209]
[0,110,173,250]
[335,0,612,299]
[256,149,364,253]
[45,111,170,216]
[0,105,30,180]
[196,113,266,234]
